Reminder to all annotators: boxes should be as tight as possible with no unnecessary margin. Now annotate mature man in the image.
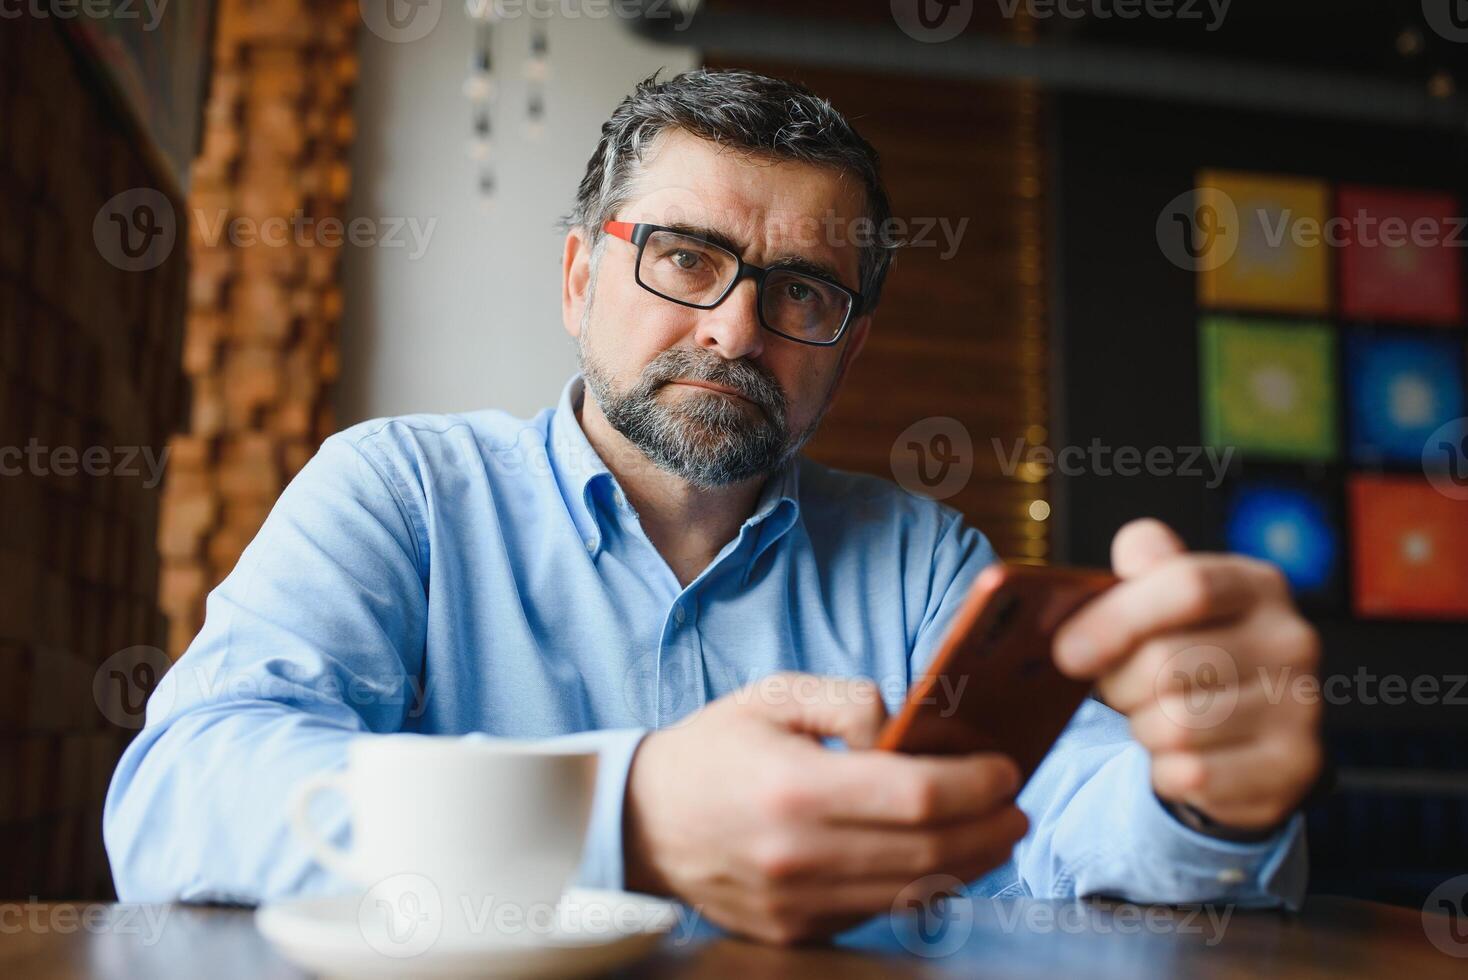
[105,69,1321,943]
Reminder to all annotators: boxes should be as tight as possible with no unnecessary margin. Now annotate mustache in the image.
[640,349,787,420]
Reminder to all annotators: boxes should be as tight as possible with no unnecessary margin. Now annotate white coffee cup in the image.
[290,734,598,946]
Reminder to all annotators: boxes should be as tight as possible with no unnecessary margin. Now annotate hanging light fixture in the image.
[526,20,549,140]
[464,2,551,201]
[464,5,498,201]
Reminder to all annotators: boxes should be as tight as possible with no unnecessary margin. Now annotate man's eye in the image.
[671,249,702,270]
[785,281,815,302]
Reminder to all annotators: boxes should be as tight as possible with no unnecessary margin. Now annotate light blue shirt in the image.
[104,375,1306,912]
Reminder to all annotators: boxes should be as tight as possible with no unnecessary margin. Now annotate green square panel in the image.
[1200,317,1337,461]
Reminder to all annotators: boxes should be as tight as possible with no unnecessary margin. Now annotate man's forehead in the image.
[624,131,867,261]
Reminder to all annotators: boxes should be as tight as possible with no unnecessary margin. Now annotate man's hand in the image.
[1054,518,1324,833]
[622,672,1028,945]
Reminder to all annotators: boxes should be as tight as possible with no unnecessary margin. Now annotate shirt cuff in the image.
[1080,748,1308,910]
[563,728,652,892]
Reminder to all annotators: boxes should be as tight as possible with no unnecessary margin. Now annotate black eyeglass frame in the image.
[602,220,864,348]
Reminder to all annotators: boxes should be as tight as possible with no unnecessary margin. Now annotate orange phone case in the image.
[876,564,1118,781]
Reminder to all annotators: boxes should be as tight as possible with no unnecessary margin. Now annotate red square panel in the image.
[1338,186,1464,326]
[1348,475,1468,619]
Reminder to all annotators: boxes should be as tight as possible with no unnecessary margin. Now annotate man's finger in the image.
[739,806,1029,883]
[1152,737,1321,829]
[1054,555,1270,678]
[1090,625,1249,715]
[1110,517,1187,579]
[1124,685,1272,752]
[770,749,1021,826]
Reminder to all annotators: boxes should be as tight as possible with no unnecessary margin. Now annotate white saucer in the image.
[256,887,679,979]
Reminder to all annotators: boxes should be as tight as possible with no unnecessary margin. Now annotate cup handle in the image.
[289,770,361,883]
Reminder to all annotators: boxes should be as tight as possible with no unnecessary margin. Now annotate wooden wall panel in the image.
[157,0,360,658]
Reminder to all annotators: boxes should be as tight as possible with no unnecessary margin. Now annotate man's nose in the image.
[693,278,765,361]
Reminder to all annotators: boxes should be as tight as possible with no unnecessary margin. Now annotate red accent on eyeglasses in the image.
[603,221,636,242]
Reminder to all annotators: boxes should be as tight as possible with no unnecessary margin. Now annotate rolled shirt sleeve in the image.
[103,435,648,902]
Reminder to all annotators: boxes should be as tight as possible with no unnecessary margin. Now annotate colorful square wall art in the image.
[1345,330,1466,465]
[1197,170,1332,315]
[1226,482,1340,599]
[1201,317,1337,461]
[1337,185,1463,326]
[1348,475,1468,619]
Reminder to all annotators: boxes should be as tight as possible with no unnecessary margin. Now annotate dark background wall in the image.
[0,18,188,898]
[1051,92,1468,904]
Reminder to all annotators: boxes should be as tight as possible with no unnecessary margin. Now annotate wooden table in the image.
[2,895,1463,978]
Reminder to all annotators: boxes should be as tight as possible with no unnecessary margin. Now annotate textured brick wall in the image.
[157,0,360,658]
[0,19,187,899]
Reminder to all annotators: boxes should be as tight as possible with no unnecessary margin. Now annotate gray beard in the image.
[578,336,823,489]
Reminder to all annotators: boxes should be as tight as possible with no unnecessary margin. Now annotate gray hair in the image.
[566,68,899,312]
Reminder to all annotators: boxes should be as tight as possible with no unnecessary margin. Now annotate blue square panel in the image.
[1226,483,1340,597]
[1346,331,1465,465]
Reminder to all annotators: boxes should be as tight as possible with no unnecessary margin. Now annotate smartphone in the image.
[876,563,1118,782]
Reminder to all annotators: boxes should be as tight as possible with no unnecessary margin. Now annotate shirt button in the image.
[673,604,686,625]
[614,489,627,509]
[1216,868,1245,885]
[584,538,597,553]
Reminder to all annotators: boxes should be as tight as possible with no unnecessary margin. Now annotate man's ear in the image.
[829,313,873,399]
[562,228,593,340]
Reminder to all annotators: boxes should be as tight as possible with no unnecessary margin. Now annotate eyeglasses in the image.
[602,221,863,347]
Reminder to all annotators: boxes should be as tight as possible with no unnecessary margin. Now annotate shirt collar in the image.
[548,374,803,563]
[548,375,615,554]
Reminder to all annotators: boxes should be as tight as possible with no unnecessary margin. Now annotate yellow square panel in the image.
[1197,170,1332,315]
